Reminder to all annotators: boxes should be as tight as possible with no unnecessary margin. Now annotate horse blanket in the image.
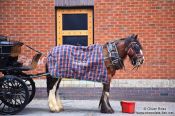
[47,44,109,83]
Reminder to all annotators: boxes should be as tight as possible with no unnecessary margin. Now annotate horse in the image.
[46,34,144,113]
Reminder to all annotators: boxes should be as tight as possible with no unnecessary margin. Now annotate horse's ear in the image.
[130,34,135,39]
[135,34,138,39]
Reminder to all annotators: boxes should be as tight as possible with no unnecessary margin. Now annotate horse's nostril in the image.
[137,58,144,65]
[140,59,144,64]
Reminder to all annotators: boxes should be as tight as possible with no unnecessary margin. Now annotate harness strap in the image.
[105,42,124,70]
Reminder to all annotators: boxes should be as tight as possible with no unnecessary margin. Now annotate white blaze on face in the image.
[140,49,144,63]
[140,49,143,55]
[140,50,144,57]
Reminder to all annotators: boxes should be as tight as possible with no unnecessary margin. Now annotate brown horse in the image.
[46,34,144,113]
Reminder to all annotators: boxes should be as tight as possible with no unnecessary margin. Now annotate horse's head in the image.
[125,34,144,67]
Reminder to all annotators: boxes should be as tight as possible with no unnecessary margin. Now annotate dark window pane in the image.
[63,36,88,46]
[63,14,87,30]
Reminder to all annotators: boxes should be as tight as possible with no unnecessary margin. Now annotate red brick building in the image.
[0,0,175,100]
[1,0,174,79]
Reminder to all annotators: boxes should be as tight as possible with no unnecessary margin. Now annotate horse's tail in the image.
[46,63,52,95]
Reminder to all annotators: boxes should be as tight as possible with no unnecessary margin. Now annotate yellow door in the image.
[57,8,93,46]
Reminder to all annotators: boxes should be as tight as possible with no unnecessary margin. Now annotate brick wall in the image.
[94,0,175,79]
[0,0,175,79]
[0,0,55,73]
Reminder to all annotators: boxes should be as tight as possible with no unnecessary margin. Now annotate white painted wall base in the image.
[34,79,175,88]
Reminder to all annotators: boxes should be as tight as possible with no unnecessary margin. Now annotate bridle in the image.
[125,41,143,66]
[103,38,143,71]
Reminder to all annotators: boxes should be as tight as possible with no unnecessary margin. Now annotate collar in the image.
[103,42,124,70]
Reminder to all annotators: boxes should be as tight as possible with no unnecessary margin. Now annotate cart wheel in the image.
[0,75,29,115]
[21,77,36,104]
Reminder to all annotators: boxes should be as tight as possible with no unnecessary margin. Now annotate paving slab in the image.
[17,99,175,116]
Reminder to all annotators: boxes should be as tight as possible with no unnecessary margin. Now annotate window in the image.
[57,9,93,46]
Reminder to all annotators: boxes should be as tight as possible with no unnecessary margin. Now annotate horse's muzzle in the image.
[131,54,144,67]
[136,56,144,66]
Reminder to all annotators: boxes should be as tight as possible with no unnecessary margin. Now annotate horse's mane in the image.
[109,35,143,50]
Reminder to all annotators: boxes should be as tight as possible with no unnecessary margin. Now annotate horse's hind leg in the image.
[47,77,63,112]
[55,78,63,111]
[99,83,114,113]
[46,65,63,112]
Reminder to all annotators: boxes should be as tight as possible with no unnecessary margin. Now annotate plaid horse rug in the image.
[47,44,109,83]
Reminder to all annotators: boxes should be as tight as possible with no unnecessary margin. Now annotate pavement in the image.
[16,99,175,116]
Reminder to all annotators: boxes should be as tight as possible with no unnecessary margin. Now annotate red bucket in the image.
[121,101,135,113]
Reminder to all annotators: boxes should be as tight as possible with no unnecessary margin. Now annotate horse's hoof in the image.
[99,100,115,113]
[48,100,62,112]
[49,106,62,112]
[60,108,64,111]
[49,107,62,113]
[59,106,64,112]
[100,108,115,114]
[110,108,115,113]
[56,102,64,111]
[100,106,115,114]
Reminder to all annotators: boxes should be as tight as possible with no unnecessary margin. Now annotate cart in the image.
[0,36,48,115]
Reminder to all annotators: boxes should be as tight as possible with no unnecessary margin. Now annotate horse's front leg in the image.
[47,75,63,112]
[99,83,114,113]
